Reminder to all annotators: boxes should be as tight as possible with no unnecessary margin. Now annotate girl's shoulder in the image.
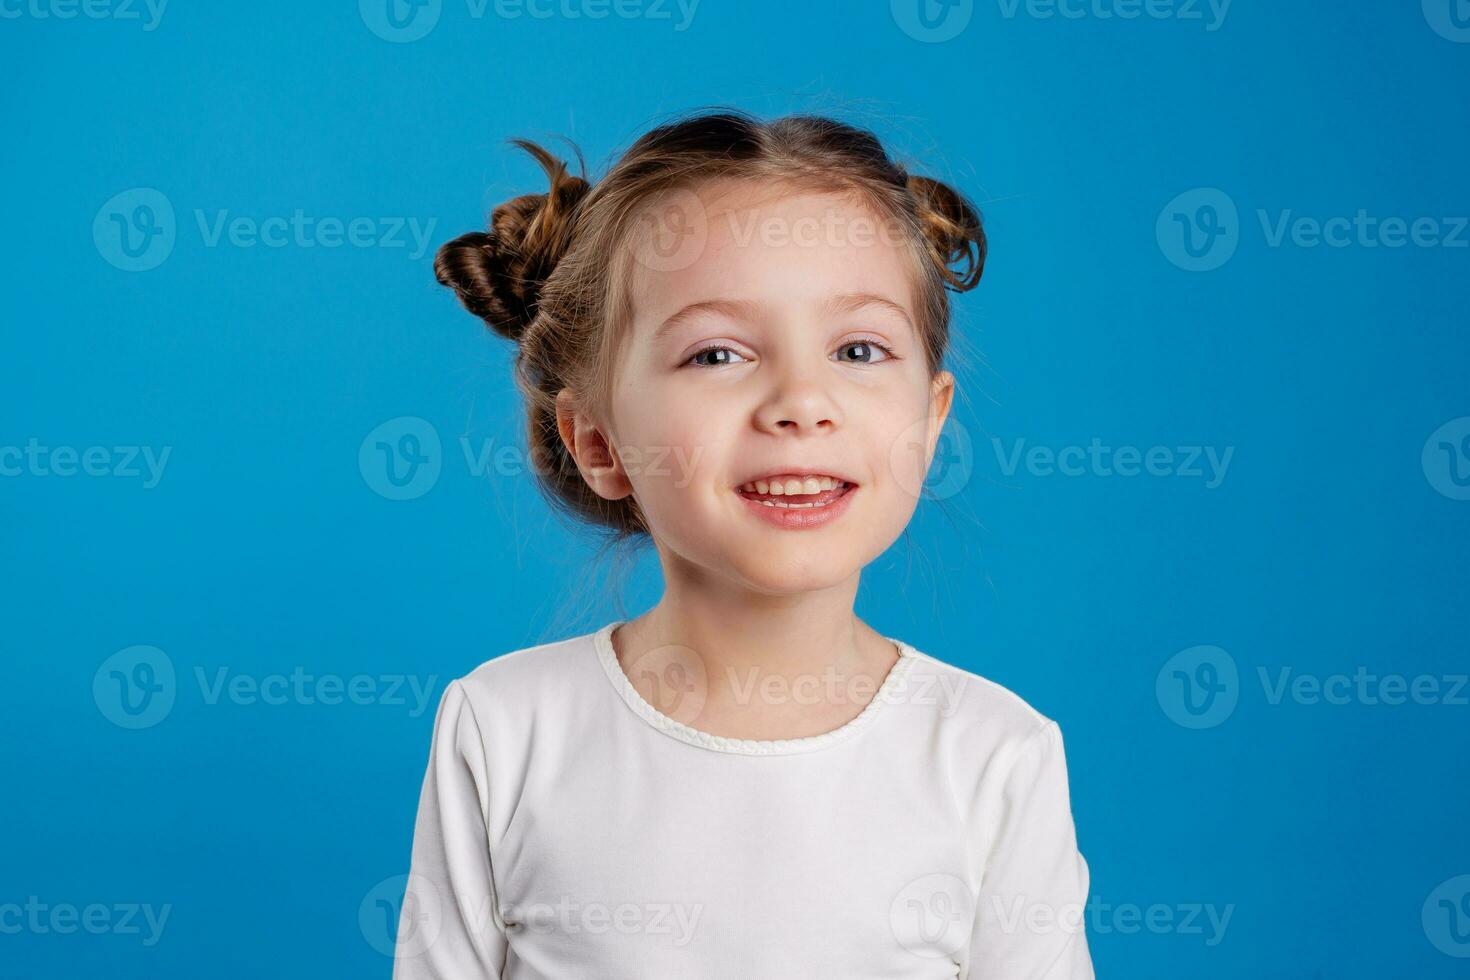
[893,644,1081,810]
[448,626,604,718]
[894,641,1063,747]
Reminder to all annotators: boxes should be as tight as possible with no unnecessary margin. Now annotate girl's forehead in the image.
[625,180,919,322]
[692,176,888,230]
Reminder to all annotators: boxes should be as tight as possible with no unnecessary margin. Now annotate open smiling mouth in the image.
[733,475,858,529]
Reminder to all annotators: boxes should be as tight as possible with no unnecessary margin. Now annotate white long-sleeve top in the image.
[392,621,1095,979]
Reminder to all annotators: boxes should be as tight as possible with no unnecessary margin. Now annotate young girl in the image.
[395,109,1095,979]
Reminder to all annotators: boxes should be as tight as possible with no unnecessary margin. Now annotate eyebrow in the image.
[652,292,913,341]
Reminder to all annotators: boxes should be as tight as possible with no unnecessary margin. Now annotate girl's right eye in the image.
[687,344,750,368]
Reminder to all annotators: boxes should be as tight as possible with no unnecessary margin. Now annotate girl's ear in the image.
[555,388,634,502]
[926,370,957,461]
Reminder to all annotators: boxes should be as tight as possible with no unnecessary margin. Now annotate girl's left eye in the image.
[834,338,896,364]
[687,346,750,368]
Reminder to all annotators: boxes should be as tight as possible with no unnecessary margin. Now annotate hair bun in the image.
[435,140,591,342]
[906,173,986,291]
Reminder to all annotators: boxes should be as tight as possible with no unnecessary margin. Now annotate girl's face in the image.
[595,178,954,595]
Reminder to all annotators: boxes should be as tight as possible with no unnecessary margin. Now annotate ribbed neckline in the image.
[593,619,918,756]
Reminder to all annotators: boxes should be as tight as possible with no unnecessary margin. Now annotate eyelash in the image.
[686,337,898,368]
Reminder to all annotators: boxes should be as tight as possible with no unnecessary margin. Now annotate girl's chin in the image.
[722,554,861,595]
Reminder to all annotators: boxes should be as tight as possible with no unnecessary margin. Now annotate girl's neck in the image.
[609,588,901,742]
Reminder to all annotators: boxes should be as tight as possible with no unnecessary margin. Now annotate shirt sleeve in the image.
[393,679,509,980]
[963,720,1095,979]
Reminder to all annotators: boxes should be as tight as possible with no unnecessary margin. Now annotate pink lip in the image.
[734,482,858,530]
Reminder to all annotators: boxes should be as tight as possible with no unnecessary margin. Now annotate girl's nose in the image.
[752,363,843,435]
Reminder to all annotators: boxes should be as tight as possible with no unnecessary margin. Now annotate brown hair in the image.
[434,108,986,541]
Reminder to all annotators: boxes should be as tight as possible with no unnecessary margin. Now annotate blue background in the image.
[3,1,1468,976]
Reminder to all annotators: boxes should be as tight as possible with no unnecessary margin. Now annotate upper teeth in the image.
[740,476,844,495]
